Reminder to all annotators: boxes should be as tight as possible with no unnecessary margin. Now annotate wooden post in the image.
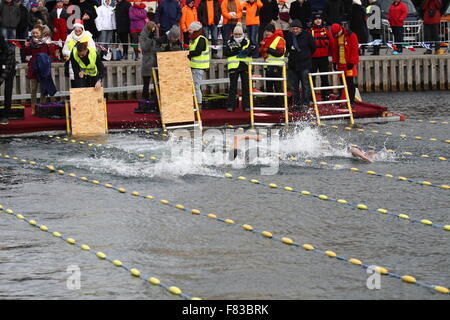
[414,58,421,91]
[390,59,397,91]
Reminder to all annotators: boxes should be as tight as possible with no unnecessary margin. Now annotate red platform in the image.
[0,98,390,136]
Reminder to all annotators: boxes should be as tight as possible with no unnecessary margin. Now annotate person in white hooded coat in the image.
[96,0,116,46]
[62,20,96,85]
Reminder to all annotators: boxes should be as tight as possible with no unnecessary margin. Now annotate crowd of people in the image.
[0,0,447,125]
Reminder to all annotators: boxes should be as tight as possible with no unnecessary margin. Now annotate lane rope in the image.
[0,204,200,300]
[1,154,449,296]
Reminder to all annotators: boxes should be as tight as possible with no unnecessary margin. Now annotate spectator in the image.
[24,25,55,111]
[78,0,99,39]
[308,12,332,100]
[330,23,359,105]
[310,0,327,12]
[274,0,290,40]
[187,21,209,108]
[16,0,30,63]
[0,34,16,125]
[349,0,368,55]
[147,7,155,21]
[343,0,352,21]
[223,23,253,112]
[366,0,381,55]
[421,0,442,54]
[155,0,182,35]
[37,0,49,25]
[387,0,407,55]
[286,19,316,111]
[139,21,157,101]
[324,0,345,25]
[289,0,312,27]
[96,0,116,53]
[29,2,45,30]
[242,0,263,58]
[221,0,242,46]
[157,24,184,51]
[259,23,285,108]
[129,0,148,60]
[115,0,131,60]
[49,0,68,42]
[70,42,105,89]
[197,0,221,59]
[181,0,199,46]
[0,0,21,40]
[258,0,279,43]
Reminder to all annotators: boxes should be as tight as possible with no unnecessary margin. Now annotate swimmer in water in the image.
[349,146,377,163]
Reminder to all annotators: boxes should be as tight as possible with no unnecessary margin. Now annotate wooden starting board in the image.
[156,51,195,126]
[69,87,108,136]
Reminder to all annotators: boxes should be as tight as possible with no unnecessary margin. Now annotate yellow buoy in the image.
[47,165,55,172]
[39,225,48,232]
[348,258,362,265]
[318,195,328,200]
[262,231,273,238]
[373,266,388,275]
[302,244,314,251]
[96,252,106,259]
[301,191,311,195]
[169,286,182,295]
[160,200,169,205]
[377,208,388,214]
[325,250,337,258]
[429,138,437,141]
[281,237,294,245]
[92,180,100,185]
[385,174,394,178]
[131,191,140,196]
[68,173,76,177]
[113,260,122,267]
[440,185,450,190]
[250,179,260,184]
[367,171,376,175]
[118,188,126,193]
[191,209,201,215]
[130,268,141,277]
[148,277,160,285]
[242,224,253,231]
[421,154,429,158]
[357,204,368,210]
[414,136,422,140]
[371,130,379,134]
[337,199,347,204]
[401,275,416,283]
[104,184,113,188]
[150,156,157,161]
[238,176,246,181]
[434,286,449,294]
[304,159,313,163]
[57,170,65,175]
[398,176,408,181]
[138,154,145,158]
[207,214,217,219]
[269,183,278,188]
[81,244,90,251]
[350,168,359,171]
[443,225,450,231]
[224,173,233,178]
[67,238,76,244]
[80,177,88,181]
[5,209,13,214]
[146,195,155,199]
[52,232,61,237]
[29,220,37,225]
[175,204,185,210]
[224,219,234,224]
[398,214,410,219]
[16,214,24,220]
[420,219,432,226]
[284,187,293,191]
[319,161,328,166]
[438,157,447,161]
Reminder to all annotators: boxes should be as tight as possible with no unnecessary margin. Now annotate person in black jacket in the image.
[70,42,105,88]
[197,0,221,58]
[349,0,368,55]
[115,0,131,60]
[289,0,312,27]
[366,0,381,55]
[74,0,99,39]
[258,0,279,43]
[324,0,345,25]
[0,35,17,125]
[286,19,316,112]
[15,0,30,63]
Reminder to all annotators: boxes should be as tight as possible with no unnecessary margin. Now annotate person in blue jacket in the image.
[155,0,182,35]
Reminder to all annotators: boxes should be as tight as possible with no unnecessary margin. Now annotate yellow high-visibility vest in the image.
[189,35,210,69]
[73,48,98,77]
[266,36,285,64]
[227,40,252,70]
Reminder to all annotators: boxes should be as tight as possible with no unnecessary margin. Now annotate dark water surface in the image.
[0,91,449,300]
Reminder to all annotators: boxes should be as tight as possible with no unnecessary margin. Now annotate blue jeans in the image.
[203,25,218,54]
[288,69,311,106]
[1,28,16,40]
[191,68,204,104]
[246,25,259,57]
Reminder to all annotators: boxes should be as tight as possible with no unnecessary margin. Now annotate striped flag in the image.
[386,42,398,51]
[7,39,22,49]
[419,42,432,50]
[404,43,416,51]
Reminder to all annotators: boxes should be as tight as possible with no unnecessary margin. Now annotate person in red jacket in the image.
[387,0,408,55]
[330,23,359,106]
[421,0,442,54]
[308,12,333,100]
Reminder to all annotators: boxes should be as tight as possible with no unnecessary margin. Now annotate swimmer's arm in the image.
[231,134,262,149]
[350,147,373,163]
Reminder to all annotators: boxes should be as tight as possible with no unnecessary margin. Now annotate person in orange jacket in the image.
[242,0,263,57]
[221,0,243,46]
[180,0,199,45]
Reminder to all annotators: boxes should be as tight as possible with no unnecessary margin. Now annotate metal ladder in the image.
[248,62,289,128]
[152,67,203,132]
[308,71,354,126]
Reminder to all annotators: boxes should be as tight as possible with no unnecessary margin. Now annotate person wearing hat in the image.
[308,12,333,100]
[157,24,184,51]
[0,34,17,125]
[242,0,263,58]
[188,21,209,108]
[70,41,105,89]
[180,0,199,46]
[259,23,286,108]
[223,23,253,112]
[220,0,243,46]
[286,19,316,111]
[0,0,21,40]
[329,23,359,106]
[29,1,45,28]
